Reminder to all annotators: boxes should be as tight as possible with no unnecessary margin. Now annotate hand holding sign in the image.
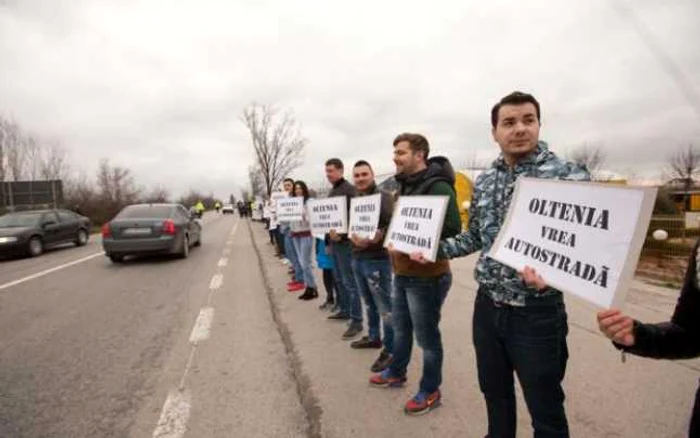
[597,309,635,346]
[520,266,547,291]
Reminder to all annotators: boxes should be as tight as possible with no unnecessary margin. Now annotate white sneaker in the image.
[281,259,290,265]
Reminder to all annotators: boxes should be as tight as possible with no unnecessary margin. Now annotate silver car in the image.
[101,203,202,263]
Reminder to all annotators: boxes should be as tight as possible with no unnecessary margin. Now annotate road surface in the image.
[0,213,697,437]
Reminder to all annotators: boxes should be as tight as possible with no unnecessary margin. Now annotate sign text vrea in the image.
[489,178,657,308]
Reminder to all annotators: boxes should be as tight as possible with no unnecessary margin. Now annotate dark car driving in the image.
[101,203,202,263]
[0,209,91,257]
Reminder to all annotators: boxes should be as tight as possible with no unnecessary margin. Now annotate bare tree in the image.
[0,116,27,181]
[96,159,141,209]
[142,185,171,203]
[666,144,700,211]
[241,103,306,196]
[40,142,71,181]
[568,143,607,177]
[248,164,265,196]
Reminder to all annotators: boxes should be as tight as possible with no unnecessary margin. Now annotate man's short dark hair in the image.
[353,160,373,171]
[325,158,344,170]
[283,178,294,185]
[392,133,429,161]
[491,91,541,128]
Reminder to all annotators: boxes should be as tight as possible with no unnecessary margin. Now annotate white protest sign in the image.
[276,197,304,222]
[349,194,381,239]
[263,205,272,219]
[307,196,347,235]
[271,191,288,206]
[384,196,448,263]
[489,177,657,308]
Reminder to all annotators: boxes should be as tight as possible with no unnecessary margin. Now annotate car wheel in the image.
[75,229,89,246]
[108,254,125,263]
[179,235,190,258]
[28,236,43,257]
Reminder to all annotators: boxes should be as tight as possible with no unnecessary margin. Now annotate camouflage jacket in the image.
[441,141,591,306]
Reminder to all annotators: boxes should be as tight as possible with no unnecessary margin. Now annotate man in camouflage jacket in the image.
[440,92,590,438]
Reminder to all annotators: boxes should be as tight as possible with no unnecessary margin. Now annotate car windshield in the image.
[116,205,173,219]
[0,212,42,227]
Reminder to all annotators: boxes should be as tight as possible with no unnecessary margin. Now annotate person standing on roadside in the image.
[438,91,590,437]
[290,181,318,300]
[279,178,305,292]
[348,160,395,373]
[369,133,461,416]
[324,158,363,340]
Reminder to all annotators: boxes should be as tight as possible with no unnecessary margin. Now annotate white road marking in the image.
[209,273,223,290]
[152,218,240,436]
[0,251,104,291]
[189,307,214,344]
[152,389,191,438]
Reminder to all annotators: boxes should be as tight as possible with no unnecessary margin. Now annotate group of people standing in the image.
[255,91,699,437]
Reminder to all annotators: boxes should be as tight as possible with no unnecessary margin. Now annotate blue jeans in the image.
[473,289,569,438]
[331,241,362,323]
[351,257,393,352]
[389,273,451,394]
[293,235,316,288]
[284,230,303,283]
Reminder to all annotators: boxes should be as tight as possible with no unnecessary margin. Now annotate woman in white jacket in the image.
[290,180,318,300]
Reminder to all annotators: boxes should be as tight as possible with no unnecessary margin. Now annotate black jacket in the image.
[617,239,700,437]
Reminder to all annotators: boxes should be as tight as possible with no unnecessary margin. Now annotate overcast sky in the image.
[1,0,699,199]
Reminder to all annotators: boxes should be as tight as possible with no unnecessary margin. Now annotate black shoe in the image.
[319,300,334,310]
[342,322,363,339]
[350,336,382,349]
[371,349,393,372]
[299,287,318,301]
[328,311,351,321]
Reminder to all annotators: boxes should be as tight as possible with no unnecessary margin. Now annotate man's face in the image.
[353,164,375,192]
[492,103,540,163]
[393,141,423,176]
[283,181,294,193]
[325,165,343,184]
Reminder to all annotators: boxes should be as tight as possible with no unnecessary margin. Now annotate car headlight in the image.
[0,236,19,243]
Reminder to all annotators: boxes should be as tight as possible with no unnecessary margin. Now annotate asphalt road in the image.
[1,214,698,438]
[0,213,301,438]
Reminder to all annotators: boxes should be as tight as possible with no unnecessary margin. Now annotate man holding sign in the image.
[439,92,589,437]
[348,160,395,373]
[324,158,364,340]
[370,133,461,416]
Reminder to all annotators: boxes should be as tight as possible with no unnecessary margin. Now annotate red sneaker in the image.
[404,390,441,416]
[369,369,406,388]
[287,282,305,292]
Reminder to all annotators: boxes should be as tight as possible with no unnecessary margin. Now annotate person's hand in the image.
[597,309,636,346]
[519,266,547,291]
[350,234,370,249]
[329,229,341,242]
[409,252,429,264]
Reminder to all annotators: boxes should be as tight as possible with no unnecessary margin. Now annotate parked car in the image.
[101,203,202,263]
[221,203,235,214]
[0,209,91,257]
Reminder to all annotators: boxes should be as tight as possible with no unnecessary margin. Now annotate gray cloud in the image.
[1,0,699,198]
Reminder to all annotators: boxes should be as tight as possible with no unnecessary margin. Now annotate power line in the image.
[609,0,700,119]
